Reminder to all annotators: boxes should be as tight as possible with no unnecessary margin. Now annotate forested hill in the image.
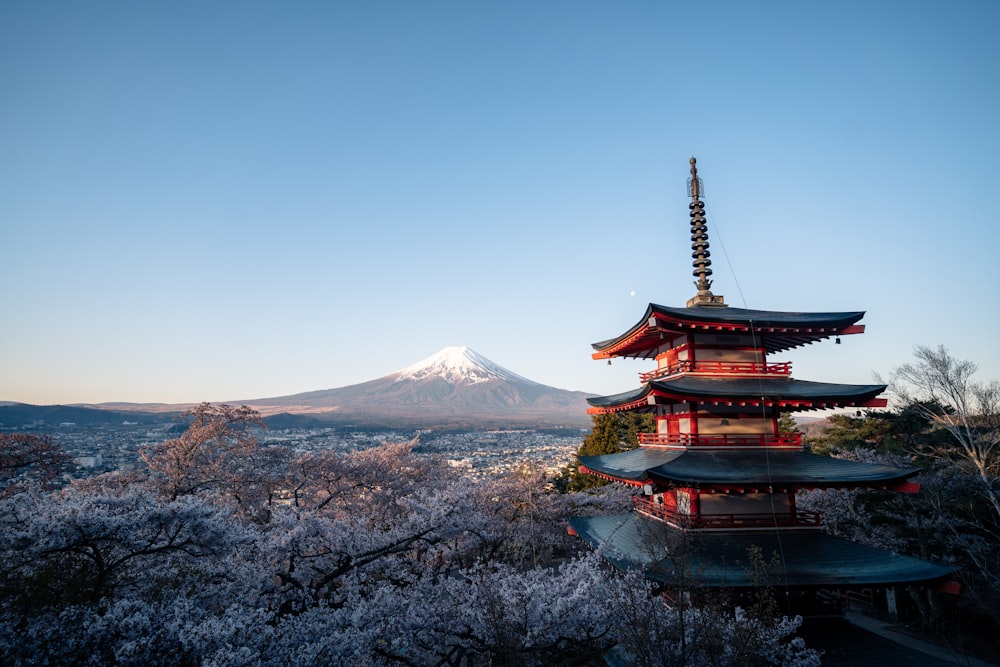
[0,403,175,429]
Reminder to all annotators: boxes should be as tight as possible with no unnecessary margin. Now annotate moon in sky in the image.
[629,290,636,297]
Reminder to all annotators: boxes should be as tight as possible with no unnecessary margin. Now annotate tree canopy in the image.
[0,404,825,666]
[800,345,1000,639]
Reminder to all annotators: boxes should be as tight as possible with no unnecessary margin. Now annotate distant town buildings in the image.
[3,422,583,485]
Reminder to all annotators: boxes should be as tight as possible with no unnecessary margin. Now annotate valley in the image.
[31,421,586,486]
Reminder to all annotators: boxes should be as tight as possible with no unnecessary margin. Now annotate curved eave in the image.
[579,447,683,483]
[586,384,657,414]
[568,514,957,589]
[579,449,918,490]
[591,304,866,359]
[587,378,887,414]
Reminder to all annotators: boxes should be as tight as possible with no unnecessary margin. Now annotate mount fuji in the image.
[239,346,594,428]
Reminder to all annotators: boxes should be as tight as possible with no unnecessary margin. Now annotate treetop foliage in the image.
[887,345,1000,523]
[0,403,820,666]
[801,345,999,641]
[0,432,70,496]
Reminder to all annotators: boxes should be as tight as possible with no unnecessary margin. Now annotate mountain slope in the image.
[241,346,593,428]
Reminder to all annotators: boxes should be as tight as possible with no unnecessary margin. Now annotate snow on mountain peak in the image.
[394,346,533,385]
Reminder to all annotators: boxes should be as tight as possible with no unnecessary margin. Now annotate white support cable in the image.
[704,203,792,595]
[703,203,748,311]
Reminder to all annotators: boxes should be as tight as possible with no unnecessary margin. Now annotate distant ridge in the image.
[0,403,176,429]
[8,347,595,429]
[238,346,594,428]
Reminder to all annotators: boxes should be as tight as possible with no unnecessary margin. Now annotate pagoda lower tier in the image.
[578,447,923,534]
[568,514,957,590]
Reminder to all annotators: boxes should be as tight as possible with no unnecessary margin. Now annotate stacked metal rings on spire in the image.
[689,194,713,289]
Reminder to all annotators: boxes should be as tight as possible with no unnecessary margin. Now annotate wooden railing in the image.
[637,433,801,448]
[632,496,821,529]
[640,360,791,382]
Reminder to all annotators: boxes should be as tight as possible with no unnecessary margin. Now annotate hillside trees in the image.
[283,437,445,517]
[140,402,288,521]
[0,403,822,666]
[887,345,1000,523]
[805,411,895,455]
[140,402,263,499]
[0,432,69,496]
[0,486,246,608]
[458,461,631,567]
[798,445,998,638]
[799,347,1000,637]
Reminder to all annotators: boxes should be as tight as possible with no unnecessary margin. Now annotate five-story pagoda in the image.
[568,158,956,602]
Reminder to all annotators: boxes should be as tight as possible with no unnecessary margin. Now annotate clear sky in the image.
[2,0,999,406]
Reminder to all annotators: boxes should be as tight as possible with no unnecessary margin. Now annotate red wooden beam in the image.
[932,580,961,595]
[891,481,921,494]
[578,465,645,487]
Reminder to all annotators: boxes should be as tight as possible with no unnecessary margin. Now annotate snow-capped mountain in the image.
[395,346,533,385]
[238,346,593,428]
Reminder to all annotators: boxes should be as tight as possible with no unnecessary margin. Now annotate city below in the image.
[21,421,586,485]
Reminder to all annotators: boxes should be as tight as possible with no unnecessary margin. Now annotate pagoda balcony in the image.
[632,496,821,530]
[639,360,791,382]
[637,433,802,448]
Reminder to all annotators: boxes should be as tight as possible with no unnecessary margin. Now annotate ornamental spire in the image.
[685,157,727,308]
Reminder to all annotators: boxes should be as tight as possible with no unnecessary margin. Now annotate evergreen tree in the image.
[776,413,799,437]
[804,411,893,455]
[562,413,653,491]
[804,405,952,457]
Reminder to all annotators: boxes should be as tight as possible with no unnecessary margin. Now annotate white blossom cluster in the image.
[0,405,819,666]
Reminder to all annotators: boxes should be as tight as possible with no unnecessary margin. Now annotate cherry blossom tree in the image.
[0,485,246,607]
[0,418,822,666]
[0,482,261,665]
[0,432,69,495]
[606,569,819,667]
[283,437,447,517]
[139,403,292,521]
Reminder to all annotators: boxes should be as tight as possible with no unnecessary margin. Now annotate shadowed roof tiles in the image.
[578,449,918,487]
[587,376,886,409]
[568,513,956,588]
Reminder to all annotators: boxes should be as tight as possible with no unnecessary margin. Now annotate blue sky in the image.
[2,0,999,406]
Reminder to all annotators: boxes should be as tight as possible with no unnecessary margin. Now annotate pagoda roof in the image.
[578,449,918,490]
[592,303,866,359]
[568,513,956,589]
[587,377,887,413]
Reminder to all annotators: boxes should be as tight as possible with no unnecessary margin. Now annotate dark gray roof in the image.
[586,385,658,410]
[647,304,865,328]
[592,303,866,356]
[579,449,918,488]
[587,377,886,410]
[579,447,682,482]
[568,513,956,588]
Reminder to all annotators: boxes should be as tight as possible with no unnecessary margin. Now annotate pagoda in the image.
[568,158,956,609]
